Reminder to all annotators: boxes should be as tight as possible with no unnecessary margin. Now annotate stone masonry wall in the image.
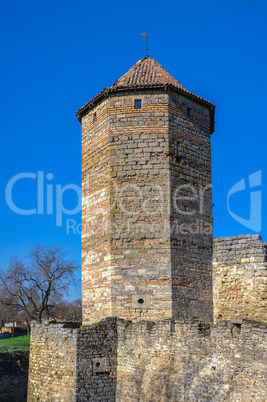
[82,90,174,325]
[108,90,172,322]
[28,318,267,401]
[116,319,267,401]
[27,319,118,402]
[168,91,213,323]
[81,88,214,325]
[76,317,118,401]
[213,235,267,323]
[82,98,112,324]
[27,322,79,401]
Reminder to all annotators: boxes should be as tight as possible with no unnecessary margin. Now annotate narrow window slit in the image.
[187,107,192,118]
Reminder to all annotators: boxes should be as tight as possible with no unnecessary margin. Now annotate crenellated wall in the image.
[28,234,267,401]
[213,235,267,323]
[116,318,267,401]
[27,318,267,401]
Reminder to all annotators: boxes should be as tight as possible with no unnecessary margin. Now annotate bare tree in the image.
[53,299,82,322]
[0,244,79,322]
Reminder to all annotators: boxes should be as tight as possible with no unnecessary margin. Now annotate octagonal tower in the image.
[77,56,215,325]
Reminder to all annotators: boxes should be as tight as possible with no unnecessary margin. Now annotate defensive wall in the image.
[28,317,267,401]
[27,57,267,401]
[28,234,267,401]
[213,234,267,323]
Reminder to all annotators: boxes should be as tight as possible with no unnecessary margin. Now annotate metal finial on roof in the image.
[141,30,148,56]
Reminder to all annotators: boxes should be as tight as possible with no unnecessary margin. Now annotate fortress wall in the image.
[213,235,267,323]
[27,319,118,402]
[28,318,267,402]
[116,319,267,402]
[27,322,78,402]
[76,318,117,401]
[27,235,267,401]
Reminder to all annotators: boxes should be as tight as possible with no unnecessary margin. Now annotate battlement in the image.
[28,317,267,401]
[213,234,267,264]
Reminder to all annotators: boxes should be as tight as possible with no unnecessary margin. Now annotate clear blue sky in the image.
[0,0,266,299]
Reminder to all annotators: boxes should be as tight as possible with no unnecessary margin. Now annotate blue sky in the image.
[0,0,266,299]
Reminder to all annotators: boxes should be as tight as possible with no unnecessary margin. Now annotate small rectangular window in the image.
[93,112,97,122]
[187,107,192,118]
[135,100,142,110]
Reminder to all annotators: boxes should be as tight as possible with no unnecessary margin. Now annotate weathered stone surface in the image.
[76,318,117,401]
[116,319,267,401]
[82,88,213,325]
[27,318,267,401]
[27,322,78,401]
[213,235,267,323]
[27,59,267,401]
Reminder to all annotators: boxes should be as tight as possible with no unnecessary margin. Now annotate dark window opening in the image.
[135,100,142,110]
[93,112,97,122]
[187,107,192,118]
[96,362,100,367]
[138,298,144,304]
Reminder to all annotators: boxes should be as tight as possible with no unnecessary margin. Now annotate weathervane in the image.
[141,31,148,56]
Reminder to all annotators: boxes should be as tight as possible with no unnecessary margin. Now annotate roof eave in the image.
[76,85,215,134]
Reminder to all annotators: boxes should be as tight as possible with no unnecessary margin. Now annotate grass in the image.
[0,335,30,352]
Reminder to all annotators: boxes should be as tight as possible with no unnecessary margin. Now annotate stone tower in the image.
[77,56,215,325]
[28,57,267,402]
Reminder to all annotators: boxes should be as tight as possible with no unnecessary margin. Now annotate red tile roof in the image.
[112,56,185,90]
[76,56,215,132]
